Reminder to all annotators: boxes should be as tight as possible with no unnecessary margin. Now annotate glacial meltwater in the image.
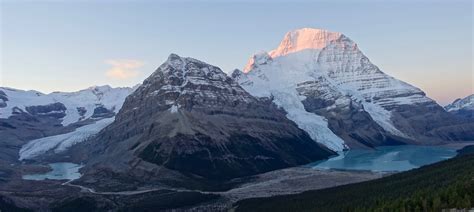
[310,145,458,172]
[22,162,83,181]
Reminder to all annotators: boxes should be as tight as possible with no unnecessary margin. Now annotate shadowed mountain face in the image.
[82,54,333,185]
[236,28,474,150]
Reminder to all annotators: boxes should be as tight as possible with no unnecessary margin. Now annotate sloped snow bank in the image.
[271,91,347,151]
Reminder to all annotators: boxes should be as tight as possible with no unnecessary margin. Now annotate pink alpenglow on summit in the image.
[269,28,343,58]
[243,28,342,72]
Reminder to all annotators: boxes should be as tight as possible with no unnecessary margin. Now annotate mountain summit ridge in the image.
[244,28,343,72]
[270,28,343,57]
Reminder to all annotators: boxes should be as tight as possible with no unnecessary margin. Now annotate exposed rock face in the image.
[0,109,75,162]
[76,107,87,119]
[237,28,474,150]
[91,105,115,118]
[445,94,474,119]
[0,91,7,108]
[25,102,67,119]
[82,54,333,186]
[297,80,408,148]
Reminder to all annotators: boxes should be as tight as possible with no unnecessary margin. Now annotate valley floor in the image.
[0,163,382,211]
[1,142,471,211]
[190,167,383,210]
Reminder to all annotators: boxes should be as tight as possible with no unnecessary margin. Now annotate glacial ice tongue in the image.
[19,117,115,161]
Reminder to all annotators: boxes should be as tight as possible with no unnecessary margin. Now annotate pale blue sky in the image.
[1,0,472,105]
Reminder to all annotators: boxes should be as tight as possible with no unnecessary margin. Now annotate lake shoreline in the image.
[22,162,83,181]
[310,144,459,173]
[437,141,474,149]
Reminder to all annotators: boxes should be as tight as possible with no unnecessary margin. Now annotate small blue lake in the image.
[22,162,83,181]
[310,145,457,172]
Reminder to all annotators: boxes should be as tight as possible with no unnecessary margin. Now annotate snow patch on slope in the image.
[170,105,179,113]
[19,117,114,161]
[362,102,406,137]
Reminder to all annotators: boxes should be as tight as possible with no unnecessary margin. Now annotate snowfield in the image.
[0,85,134,126]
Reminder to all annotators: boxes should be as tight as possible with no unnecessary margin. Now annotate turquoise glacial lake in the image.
[20,146,459,180]
[310,145,458,172]
[22,162,83,181]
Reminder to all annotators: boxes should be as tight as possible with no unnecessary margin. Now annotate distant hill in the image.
[445,94,474,119]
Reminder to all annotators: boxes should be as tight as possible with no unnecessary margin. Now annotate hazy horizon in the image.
[1,0,472,105]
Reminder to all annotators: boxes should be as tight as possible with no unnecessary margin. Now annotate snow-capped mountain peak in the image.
[243,28,343,73]
[444,94,474,120]
[164,53,186,70]
[445,94,474,112]
[243,51,273,73]
[136,53,253,109]
[236,27,445,150]
[270,28,342,58]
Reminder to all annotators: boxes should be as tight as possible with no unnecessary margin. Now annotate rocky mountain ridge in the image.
[445,94,474,119]
[77,54,334,190]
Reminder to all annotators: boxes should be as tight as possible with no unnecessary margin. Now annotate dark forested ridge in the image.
[236,145,474,212]
[458,145,474,156]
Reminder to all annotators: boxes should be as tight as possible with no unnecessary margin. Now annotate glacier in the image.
[19,117,115,161]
